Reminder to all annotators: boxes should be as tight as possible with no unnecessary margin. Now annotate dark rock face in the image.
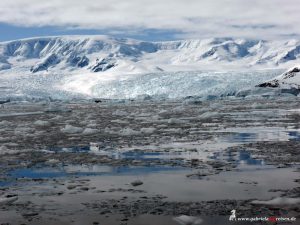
[200,41,251,60]
[282,67,300,79]
[256,80,279,88]
[67,54,89,68]
[77,56,89,68]
[31,54,60,73]
[290,67,300,73]
[0,99,10,104]
[278,46,300,63]
[91,58,116,72]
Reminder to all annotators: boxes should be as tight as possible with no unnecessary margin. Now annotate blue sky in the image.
[0,0,299,42]
[0,23,181,42]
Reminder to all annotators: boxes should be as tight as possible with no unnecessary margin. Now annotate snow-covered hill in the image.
[0,35,300,76]
[257,66,300,94]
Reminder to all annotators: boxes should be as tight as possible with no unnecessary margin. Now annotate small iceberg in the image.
[173,215,203,225]
[251,197,300,205]
[0,195,18,205]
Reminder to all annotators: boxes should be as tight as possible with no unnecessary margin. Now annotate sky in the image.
[0,0,299,42]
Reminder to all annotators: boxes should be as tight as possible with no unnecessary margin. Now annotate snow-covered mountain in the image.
[0,35,300,76]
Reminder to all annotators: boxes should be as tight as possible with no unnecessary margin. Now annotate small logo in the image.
[268,216,277,222]
[229,209,237,221]
[228,209,296,223]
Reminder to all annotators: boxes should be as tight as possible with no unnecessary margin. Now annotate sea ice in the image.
[173,215,203,225]
[61,125,83,134]
[82,128,99,135]
[120,128,140,136]
[140,127,156,134]
[251,197,300,205]
[34,120,50,126]
[0,196,18,205]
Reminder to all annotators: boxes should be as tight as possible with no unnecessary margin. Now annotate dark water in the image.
[8,165,184,180]
[226,130,300,143]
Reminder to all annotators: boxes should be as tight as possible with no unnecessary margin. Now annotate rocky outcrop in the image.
[90,58,116,72]
[256,66,300,95]
[30,54,60,73]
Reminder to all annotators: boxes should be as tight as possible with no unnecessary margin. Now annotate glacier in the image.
[0,69,284,100]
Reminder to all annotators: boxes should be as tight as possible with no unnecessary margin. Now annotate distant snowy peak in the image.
[0,36,159,73]
[0,35,300,74]
[257,66,300,92]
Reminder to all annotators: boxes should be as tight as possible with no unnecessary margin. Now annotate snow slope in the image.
[0,35,300,76]
[257,66,300,91]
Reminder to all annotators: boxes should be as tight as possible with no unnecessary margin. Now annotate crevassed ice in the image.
[0,70,282,100]
[90,70,281,99]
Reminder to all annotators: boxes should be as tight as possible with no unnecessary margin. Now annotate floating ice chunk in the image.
[171,106,186,113]
[104,127,118,135]
[86,123,98,128]
[34,120,50,126]
[158,109,168,115]
[251,197,300,205]
[110,119,129,124]
[61,125,83,134]
[82,128,99,135]
[251,102,265,109]
[168,118,185,124]
[173,215,203,225]
[208,102,221,109]
[46,159,60,164]
[112,110,128,116]
[164,128,183,133]
[0,120,12,127]
[90,142,102,151]
[131,180,143,186]
[14,126,35,136]
[136,112,152,117]
[5,142,18,147]
[89,142,110,155]
[140,127,156,134]
[120,128,140,136]
[50,115,63,121]
[0,145,9,154]
[40,149,55,154]
[0,196,18,205]
[198,111,218,119]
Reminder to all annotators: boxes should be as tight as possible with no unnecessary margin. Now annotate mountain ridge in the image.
[0,35,300,75]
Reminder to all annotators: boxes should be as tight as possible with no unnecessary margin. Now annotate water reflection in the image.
[226,130,300,143]
[208,150,265,166]
[8,164,183,180]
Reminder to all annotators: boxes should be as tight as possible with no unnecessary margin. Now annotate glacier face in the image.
[0,69,283,100]
[88,71,284,99]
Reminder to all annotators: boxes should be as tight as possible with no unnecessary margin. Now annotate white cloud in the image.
[0,0,299,39]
